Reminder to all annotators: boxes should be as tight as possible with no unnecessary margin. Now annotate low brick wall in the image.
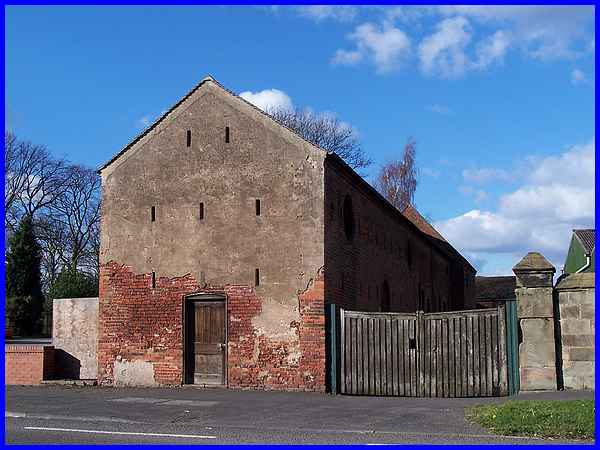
[5,344,55,385]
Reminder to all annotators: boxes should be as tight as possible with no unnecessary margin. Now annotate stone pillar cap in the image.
[513,252,555,273]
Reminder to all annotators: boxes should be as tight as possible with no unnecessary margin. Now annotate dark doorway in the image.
[184,295,226,386]
[381,280,391,312]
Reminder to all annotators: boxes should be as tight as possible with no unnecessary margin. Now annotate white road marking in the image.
[24,426,217,440]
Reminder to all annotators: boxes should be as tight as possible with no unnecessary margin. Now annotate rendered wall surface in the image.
[52,297,99,380]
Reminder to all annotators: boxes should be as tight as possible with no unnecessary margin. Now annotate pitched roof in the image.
[513,252,555,272]
[475,276,516,301]
[401,204,475,273]
[98,75,328,172]
[574,229,595,255]
[401,205,446,242]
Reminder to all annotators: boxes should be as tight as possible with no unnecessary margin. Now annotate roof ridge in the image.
[98,74,329,173]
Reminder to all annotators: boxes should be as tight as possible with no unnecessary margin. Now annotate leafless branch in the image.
[267,106,372,172]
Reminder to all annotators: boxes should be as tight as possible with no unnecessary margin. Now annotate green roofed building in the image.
[563,229,595,275]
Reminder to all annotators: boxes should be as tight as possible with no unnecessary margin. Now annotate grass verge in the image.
[466,400,594,440]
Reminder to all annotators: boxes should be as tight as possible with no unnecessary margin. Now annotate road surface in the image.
[5,385,594,444]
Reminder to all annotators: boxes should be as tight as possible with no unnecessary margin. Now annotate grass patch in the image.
[466,400,595,440]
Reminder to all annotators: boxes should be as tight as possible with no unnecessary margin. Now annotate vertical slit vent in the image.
[151,271,156,289]
[255,199,261,216]
[151,206,156,222]
[186,130,191,147]
[255,268,260,287]
[199,202,204,220]
[225,126,230,143]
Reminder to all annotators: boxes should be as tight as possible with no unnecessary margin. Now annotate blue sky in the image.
[5,5,595,276]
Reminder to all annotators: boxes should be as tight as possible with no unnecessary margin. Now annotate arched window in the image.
[381,280,391,312]
[343,195,355,240]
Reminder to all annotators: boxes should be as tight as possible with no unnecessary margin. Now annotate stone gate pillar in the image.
[513,252,557,390]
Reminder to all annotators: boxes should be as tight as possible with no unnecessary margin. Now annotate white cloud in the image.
[473,30,511,69]
[296,6,358,23]
[332,22,411,74]
[239,89,293,112]
[331,49,363,66]
[462,167,513,184]
[435,138,595,271]
[418,16,472,78]
[426,103,451,114]
[438,5,594,60]
[571,68,587,85]
[459,185,490,204]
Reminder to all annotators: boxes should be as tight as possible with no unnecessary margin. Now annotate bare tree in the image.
[6,132,102,291]
[36,216,68,291]
[376,138,418,211]
[48,165,101,274]
[4,132,70,230]
[267,106,371,171]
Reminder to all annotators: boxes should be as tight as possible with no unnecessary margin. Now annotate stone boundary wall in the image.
[5,344,55,385]
[555,273,594,390]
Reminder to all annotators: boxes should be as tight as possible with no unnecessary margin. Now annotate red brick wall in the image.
[5,344,54,385]
[324,158,456,313]
[98,261,325,391]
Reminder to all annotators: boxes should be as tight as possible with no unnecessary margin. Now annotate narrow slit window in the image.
[255,268,260,286]
[225,126,230,143]
[255,199,261,216]
[151,271,156,289]
[186,130,191,147]
[151,206,156,222]
[199,202,204,220]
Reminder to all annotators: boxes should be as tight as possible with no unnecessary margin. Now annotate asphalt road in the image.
[5,385,594,444]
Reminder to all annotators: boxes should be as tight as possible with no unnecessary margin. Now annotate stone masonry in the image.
[555,272,594,390]
[513,252,557,391]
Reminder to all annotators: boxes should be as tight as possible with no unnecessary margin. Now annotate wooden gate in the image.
[334,305,512,397]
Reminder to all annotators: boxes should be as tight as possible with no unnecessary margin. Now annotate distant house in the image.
[563,229,595,274]
[474,276,516,309]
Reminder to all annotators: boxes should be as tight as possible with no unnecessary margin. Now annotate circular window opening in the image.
[343,195,355,240]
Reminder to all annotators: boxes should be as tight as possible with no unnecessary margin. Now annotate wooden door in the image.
[190,301,226,385]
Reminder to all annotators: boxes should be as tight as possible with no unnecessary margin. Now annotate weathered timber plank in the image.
[473,315,480,397]
[497,304,508,396]
[448,317,456,397]
[391,319,399,396]
[374,318,381,395]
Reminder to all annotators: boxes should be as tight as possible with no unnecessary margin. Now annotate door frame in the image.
[182,292,228,386]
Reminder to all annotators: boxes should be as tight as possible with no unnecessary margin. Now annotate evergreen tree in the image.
[48,270,98,300]
[5,215,44,336]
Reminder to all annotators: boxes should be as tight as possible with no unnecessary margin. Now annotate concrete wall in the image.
[52,297,99,380]
[5,344,54,385]
[98,78,326,388]
[324,156,458,313]
[556,273,594,390]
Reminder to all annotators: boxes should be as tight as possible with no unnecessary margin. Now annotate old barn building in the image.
[97,76,475,390]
